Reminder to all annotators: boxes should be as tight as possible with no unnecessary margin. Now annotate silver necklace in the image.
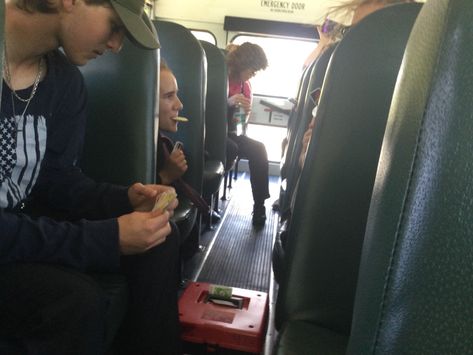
[10,90,31,134]
[3,45,44,133]
[3,44,44,104]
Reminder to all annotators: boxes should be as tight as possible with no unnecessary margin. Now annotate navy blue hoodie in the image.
[0,51,131,271]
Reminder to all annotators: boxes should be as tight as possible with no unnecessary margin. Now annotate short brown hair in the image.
[226,42,268,75]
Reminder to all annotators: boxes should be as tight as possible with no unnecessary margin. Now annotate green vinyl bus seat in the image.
[279,53,315,183]
[273,3,422,354]
[79,35,159,351]
[278,43,337,221]
[80,42,157,186]
[348,0,473,352]
[273,43,337,284]
[199,40,227,228]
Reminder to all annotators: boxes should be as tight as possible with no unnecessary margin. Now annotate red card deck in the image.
[179,282,268,354]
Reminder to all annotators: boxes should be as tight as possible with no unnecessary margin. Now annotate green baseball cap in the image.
[110,0,160,49]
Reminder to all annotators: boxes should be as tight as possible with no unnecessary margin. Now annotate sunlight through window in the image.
[232,35,316,98]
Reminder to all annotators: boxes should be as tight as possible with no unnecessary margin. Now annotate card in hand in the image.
[152,190,177,212]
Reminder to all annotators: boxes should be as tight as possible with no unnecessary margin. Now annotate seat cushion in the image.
[202,159,224,197]
[171,196,198,243]
[277,320,348,355]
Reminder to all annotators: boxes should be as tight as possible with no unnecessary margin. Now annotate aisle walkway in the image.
[183,173,280,292]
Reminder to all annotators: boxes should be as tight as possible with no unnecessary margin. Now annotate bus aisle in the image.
[180,171,280,355]
[182,172,279,292]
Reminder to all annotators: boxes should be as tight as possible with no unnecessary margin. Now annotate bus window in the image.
[191,30,217,45]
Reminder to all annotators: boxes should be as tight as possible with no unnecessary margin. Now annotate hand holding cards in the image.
[152,190,177,213]
[172,141,184,153]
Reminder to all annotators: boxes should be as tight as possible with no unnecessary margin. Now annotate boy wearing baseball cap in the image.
[0,0,180,353]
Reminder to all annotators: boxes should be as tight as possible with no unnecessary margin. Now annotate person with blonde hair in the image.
[329,0,417,24]
[299,0,418,168]
[302,18,346,70]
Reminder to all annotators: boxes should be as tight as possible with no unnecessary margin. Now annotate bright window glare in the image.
[246,124,287,162]
[232,35,316,98]
[191,30,217,45]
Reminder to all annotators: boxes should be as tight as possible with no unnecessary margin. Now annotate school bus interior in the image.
[2,0,473,353]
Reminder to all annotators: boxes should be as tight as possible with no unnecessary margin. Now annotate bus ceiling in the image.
[223,16,317,40]
[153,0,352,40]
[153,0,341,23]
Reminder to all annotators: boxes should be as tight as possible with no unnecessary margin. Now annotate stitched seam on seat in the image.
[371,118,422,353]
[373,135,420,354]
[371,6,451,352]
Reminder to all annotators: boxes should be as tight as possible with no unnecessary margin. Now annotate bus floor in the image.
[180,171,280,355]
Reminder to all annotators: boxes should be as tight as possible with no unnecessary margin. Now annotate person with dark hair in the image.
[225,42,270,227]
[0,0,181,353]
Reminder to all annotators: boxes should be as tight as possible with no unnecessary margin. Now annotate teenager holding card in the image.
[156,61,209,216]
[0,0,181,353]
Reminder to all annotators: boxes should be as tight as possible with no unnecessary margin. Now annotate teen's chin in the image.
[68,51,102,66]
[67,54,94,67]
[169,124,178,133]
[161,121,178,133]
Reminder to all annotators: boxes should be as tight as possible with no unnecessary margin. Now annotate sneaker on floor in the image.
[252,204,266,227]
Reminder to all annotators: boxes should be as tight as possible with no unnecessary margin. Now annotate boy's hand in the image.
[128,183,178,212]
[118,210,173,254]
[159,149,188,185]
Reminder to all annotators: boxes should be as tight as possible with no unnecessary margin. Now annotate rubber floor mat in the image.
[196,174,279,292]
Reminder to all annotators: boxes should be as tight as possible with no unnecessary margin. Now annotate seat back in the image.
[78,36,158,350]
[279,60,314,180]
[279,43,337,216]
[153,20,206,195]
[79,38,158,185]
[200,40,228,169]
[272,44,338,284]
[348,0,473,352]
[275,2,422,342]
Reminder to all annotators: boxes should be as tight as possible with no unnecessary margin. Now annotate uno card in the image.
[173,116,189,122]
[152,190,177,212]
[172,141,184,153]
